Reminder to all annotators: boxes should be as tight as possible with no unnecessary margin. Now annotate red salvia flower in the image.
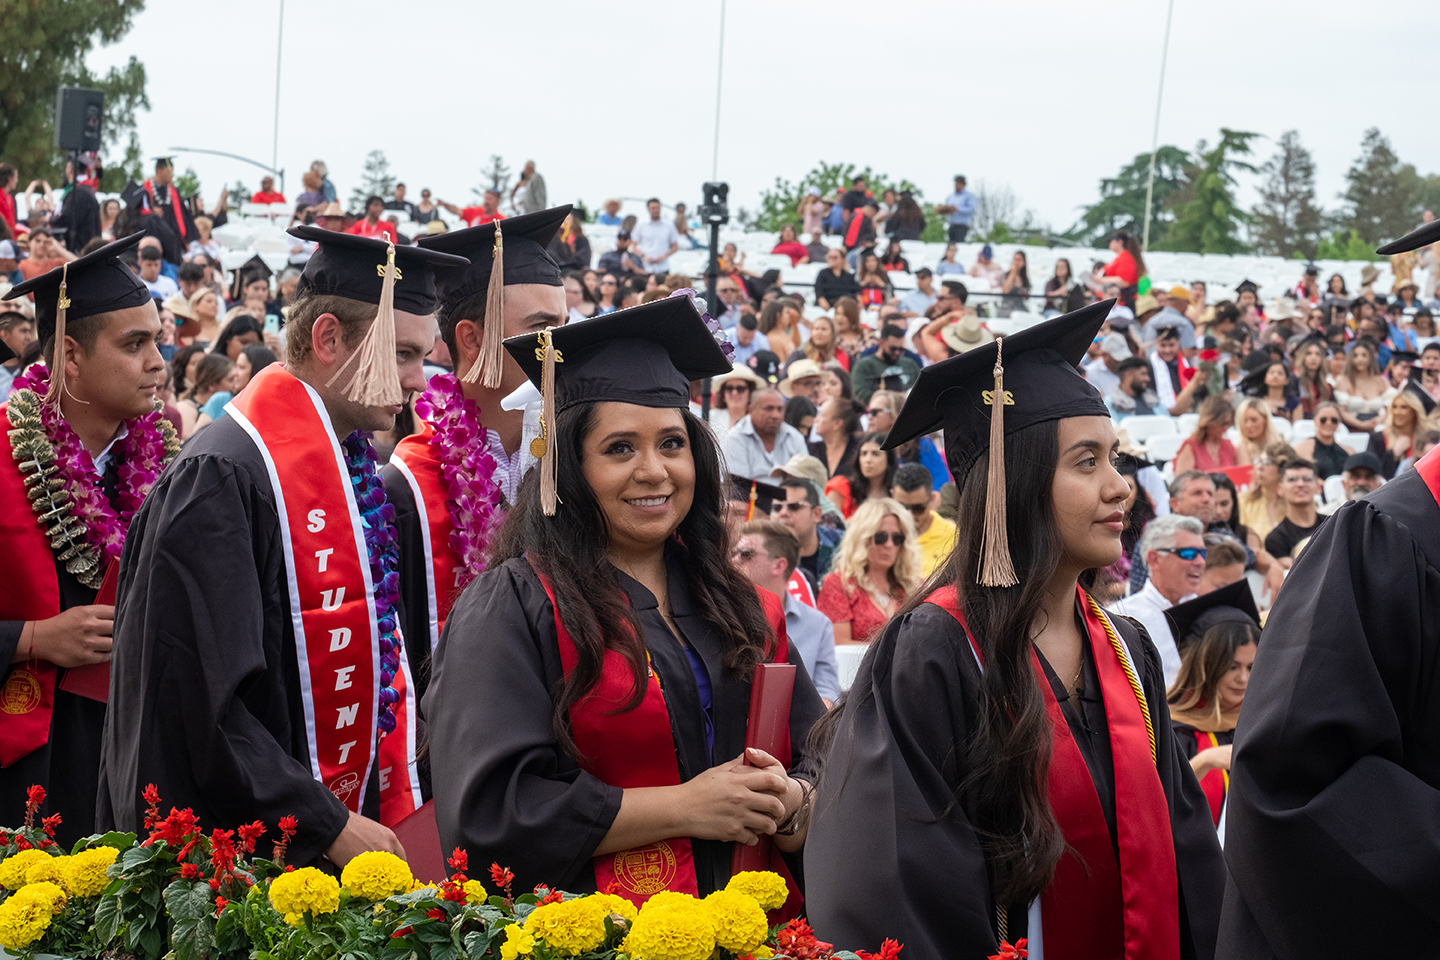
[489,863,515,898]
[149,807,202,847]
[41,814,61,838]
[14,837,31,851]
[142,784,162,829]
[448,848,468,873]
[180,863,200,880]
[210,828,237,876]
[857,940,903,960]
[988,940,1028,960]
[776,918,832,960]
[214,896,229,917]
[23,785,44,830]
[236,821,266,854]
[272,816,299,866]
[208,878,221,891]
[426,908,446,921]
[538,888,563,905]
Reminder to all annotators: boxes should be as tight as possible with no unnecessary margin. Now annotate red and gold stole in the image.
[1194,731,1228,826]
[0,408,62,766]
[388,422,462,651]
[226,365,420,820]
[532,562,794,909]
[926,584,1181,960]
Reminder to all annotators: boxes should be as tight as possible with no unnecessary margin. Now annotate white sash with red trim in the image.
[388,423,462,651]
[225,365,420,820]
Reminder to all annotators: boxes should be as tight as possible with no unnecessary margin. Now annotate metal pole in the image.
[1141,0,1176,252]
[711,0,726,181]
[701,219,722,419]
[272,0,285,193]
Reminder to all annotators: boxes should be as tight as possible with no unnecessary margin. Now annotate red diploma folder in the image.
[58,560,116,702]
[392,800,448,883]
[731,662,796,875]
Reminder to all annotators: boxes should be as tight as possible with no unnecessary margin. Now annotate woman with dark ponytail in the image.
[805,302,1224,959]
[425,296,825,912]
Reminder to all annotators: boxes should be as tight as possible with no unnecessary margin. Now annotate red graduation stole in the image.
[532,562,797,911]
[0,409,61,767]
[143,179,187,240]
[1417,446,1440,507]
[388,422,463,651]
[925,584,1181,960]
[226,365,420,822]
[1193,730,1228,826]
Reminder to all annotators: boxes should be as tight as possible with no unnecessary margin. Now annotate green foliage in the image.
[1343,128,1422,247]
[0,2,149,186]
[349,150,397,213]
[754,160,923,234]
[1156,129,1260,254]
[475,154,511,199]
[228,183,252,210]
[1315,229,1382,262]
[174,166,201,199]
[1251,130,1323,259]
[1068,146,1189,245]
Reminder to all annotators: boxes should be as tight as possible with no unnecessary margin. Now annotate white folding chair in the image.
[1290,419,1316,440]
[1123,415,1180,445]
[1176,413,1200,437]
[1323,475,1345,504]
[834,644,868,694]
[1144,433,1185,463]
[1270,417,1293,442]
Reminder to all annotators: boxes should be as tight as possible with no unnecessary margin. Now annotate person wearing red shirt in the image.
[1102,229,1146,308]
[250,176,286,205]
[439,188,505,228]
[345,195,397,242]
[0,163,17,236]
[771,223,810,267]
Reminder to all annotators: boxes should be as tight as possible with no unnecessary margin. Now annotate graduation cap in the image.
[418,205,571,389]
[3,232,152,405]
[729,474,786,518]
[1377,220,1440,255]
[1235,279,1260,296]
[503,292,732,515]
[1163,578,1260,650]
[288,225,469,406]
[228,254,274,301]
[884,300,1113,586]
[152,156,175,170]
[1389,349,1420,365]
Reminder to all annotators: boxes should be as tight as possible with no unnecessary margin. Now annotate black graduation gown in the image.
[0,460,119,850]
[423,554,827,898]
[120,184,193,264]
[1218,468,1440,958]
[52,184,101,252]
[805,601,1224,960]
[99,417,378,865]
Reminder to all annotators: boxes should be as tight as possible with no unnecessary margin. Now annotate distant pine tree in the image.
[349,150,398,213]
[1251,131,1323,259]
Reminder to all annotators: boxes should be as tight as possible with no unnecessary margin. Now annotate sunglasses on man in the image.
[771,501,812,514]
[1155,546,1206,562]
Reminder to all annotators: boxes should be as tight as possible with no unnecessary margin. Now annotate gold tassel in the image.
[461,219,506,388]
[326,240,404,407]
[44,263,84,407]
[532,327,563,515]
[977,337,1018,587]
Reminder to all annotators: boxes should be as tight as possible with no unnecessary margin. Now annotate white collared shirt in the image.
[92,421,130,477]
[1108,579,1193,687]
[486,428,525,506]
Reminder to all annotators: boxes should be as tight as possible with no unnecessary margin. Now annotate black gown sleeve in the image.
[380,464,433,708]
[102,451,350,865]
[1219,483,1440,958]
[806,606,999,959]
[0,621,21,668]
[423,558,623,895]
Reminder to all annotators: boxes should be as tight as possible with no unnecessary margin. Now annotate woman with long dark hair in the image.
[810,397,864,477]
[805,303,1223,957]
[823,430,896,517]
[1100,230,1147,308]
[885,191,926,240]
[426,297,825,910]
[1165,581,1261,829]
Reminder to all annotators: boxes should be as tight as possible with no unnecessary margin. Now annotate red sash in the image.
[0,410,61,766]
[388,422,463,650]
[1194,731,1227,826]
[786,570,815,607]
[143,179,186,239]
[926,584,1181,960]
[532,563,794,909]
[226,365,419,819]
[1416,446,1440,506]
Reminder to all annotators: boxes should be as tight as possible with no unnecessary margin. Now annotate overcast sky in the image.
[89,0,1440,233]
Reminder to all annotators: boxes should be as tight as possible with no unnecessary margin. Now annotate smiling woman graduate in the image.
[423,295,826,911]
[804,301,1225,960]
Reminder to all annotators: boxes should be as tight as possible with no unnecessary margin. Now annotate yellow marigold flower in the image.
[283,912,304,928]
[639,890,698,913]
[499,922,536,960]
[463,879,488,904]
[0,882,58,951]
[523,897,608,956]
[753,947,775,959]
[339,850,413,901]
[622,900,716,960]
[268,867,341,918]
[19,880,67,916]
[63,846,119,898]
[725,870,788,912]
[587,892,638,922]
[23,855,70,892]
[0,849,53,891]
[704,889,769,955]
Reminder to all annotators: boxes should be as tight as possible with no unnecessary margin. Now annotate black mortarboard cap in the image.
[1235,279,1260,295]
[729,474,785,515]
[4,232,151,344]
[504,293,732,515]
[418,205,570,308]
[288,225,468,315]
[1377,220,1440,255]
[229,253,275,300]
[1389,349,1420,364]
[1163,578,1260,649]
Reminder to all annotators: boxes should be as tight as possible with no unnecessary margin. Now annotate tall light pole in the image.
[711,0,727,181]
[1141,0,1176,252]
[272,0,285,178]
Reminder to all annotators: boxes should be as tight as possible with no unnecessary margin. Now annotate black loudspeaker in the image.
[54,88,104,152]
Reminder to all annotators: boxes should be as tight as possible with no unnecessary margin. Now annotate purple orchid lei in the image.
[669,287,736,360]
[413,372,504,592]
[340,433,403,735]
[10,364,179,571]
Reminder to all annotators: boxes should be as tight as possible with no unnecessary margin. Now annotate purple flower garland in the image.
[340,433,402,735]
[10,364,177,569]
[413,373,504,592]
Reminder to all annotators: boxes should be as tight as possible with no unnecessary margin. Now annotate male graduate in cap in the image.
[100,228,468,866]
[805,301,1223,959]
[381,207,569,702]
[1218,220,1440,956]
[124,158,197,255]
[0,234,177,847]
